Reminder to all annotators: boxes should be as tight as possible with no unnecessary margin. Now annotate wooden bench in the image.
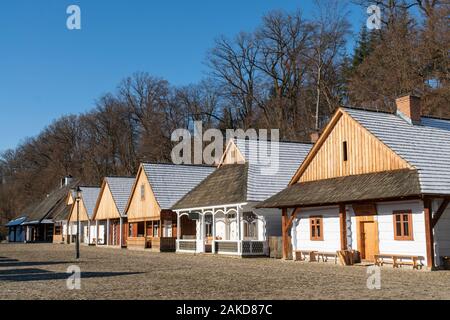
[374,254,423,270]
[295,250,318,262]
[317,251,338,264]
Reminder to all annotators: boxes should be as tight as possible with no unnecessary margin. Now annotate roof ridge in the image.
[342,106,395,115]
[106,176,136,179]
[298,168,417,185]
[234,137,313,145]
[422,114,450,121]
[142,162,215,168]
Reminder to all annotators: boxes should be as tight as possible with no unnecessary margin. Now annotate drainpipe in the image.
[119,217,123,248]
[106,218,110,246]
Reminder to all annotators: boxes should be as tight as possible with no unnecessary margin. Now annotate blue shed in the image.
[6,217,27,242]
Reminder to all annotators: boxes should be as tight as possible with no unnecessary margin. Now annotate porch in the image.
[175,204,267,256]
[127,214,177,252]
[95,217,127,247]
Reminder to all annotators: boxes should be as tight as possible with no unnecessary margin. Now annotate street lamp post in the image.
[75,186,82,260]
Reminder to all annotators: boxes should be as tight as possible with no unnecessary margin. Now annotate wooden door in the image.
[354,203,379,262]
[360,221,378,261]
[122,222,128,247]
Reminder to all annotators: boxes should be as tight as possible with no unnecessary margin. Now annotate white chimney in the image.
[61,176,73,188]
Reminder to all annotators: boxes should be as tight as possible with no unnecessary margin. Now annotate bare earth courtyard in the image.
[1,243,450,300]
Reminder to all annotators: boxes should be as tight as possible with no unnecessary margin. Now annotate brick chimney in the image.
[395,95,422,125]
[310,131,320,143]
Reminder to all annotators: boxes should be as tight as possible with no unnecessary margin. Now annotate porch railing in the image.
[215,240,239,254]
[241,240,266,256]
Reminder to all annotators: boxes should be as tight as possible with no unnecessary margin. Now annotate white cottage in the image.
[259,95,450,270]
[172,138,312,256]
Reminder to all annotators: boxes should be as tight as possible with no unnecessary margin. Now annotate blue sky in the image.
[0,0,364,152]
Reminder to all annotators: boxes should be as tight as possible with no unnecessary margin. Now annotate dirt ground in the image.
[1,243,449,300]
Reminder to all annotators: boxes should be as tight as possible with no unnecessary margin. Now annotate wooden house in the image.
[7,177,78,243]
[124,163,214,251]
[259,95,450,269]
[68,186,101,245]
[52,189,76,244]
[92,177,135,248]
[172,139,312,256]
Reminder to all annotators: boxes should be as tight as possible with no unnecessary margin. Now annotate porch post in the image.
[212,210,216,254]
[282,208,288,260]
[176,212,181,240]
[424,199,435,269]
[119,217,123,247]
[339,203,348,251]
[95,220,99,246]
[88,220,91,245]
[237,206,241,255]
[106,218,110,246]
[201,211,205,253]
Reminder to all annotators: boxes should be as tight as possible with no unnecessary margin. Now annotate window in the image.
[129,224,133,237]
[163,220,172,237]
[243,221,257,239]
[310,216,323,241]
[54,225,62,235]
[153,221,160,238]
[393,210,413,240]
[140,184,145,201]
[205,215,213,238]
[137,222,145,237]
[243,212,258,239]
[343,141,348,161]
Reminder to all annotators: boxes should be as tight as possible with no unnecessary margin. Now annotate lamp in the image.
[75,186,81,260]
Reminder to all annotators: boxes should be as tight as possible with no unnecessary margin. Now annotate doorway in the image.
[353,204,379,262]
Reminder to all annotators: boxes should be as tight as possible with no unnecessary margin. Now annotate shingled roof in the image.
[22,180,78,224]
[141,163,215,210]
[79,186,101,219]
[258,169,422,208]
[235,139,312,202]
[172,164,248,210]
[105,177,135,216]
[344,108,450,195]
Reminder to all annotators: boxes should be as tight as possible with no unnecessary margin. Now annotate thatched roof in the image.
[257,169,422,209]
[172,164,248,210]
[23,180,79,224]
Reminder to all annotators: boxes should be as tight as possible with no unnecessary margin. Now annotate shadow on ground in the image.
[0,268,143,282]
[0,256,144,282]
[0,260,73,267]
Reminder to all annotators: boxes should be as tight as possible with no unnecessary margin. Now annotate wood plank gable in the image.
[124,165,162,223]
[291,108,413,184]
[68,198,90,222]
[218,139,246,167]
[92,180,121,221]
